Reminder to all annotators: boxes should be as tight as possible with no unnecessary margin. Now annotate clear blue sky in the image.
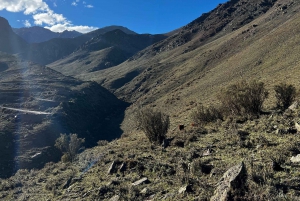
[0,0,228,34]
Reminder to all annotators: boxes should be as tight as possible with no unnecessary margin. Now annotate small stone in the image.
[132,177,149,186]
[62,177,73,189]
[109,195,120,201]
[107,161,116,174]
[295,122,300,132]
[291,154,300,163]
[178,186,187,194]
[202,149,212,156]
[256,144,262,149]
[289,101,299,110]
[140,187,148,194]
[119,162,126,172]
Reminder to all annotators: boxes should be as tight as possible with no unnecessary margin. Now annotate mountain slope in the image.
[48,29,167,76]
[0,17,28,54]
[75,0,299,131]
[0,52,128,178]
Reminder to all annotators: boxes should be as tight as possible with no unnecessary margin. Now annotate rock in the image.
[119,162,126,172]
[109,195,120,201]
[132,177,149,186]
[145,194,155,201]
[295,122,300,132]
[210,162,247,201]
[62,177,73,189]
[140,187,149,194]
[163,193,175,200]
[289,101,299,110]
[107,161,116,174]
[202,148,212,156]
[276,128,287,135]
[291,154,300,163]
[178,186,188,194]
[178,185,192,194]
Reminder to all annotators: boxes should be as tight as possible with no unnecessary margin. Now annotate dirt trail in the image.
[0,106,52,115]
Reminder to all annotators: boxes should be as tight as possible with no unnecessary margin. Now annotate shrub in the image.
[274,83,296,110]
[191,104,223,126]
[55,133,85,162]
[136,108,169,145]
[218,80,268,117]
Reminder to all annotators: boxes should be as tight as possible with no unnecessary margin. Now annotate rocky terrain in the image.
[0,52,128,178]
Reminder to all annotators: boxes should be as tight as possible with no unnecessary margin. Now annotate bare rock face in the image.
[210,162,247,201]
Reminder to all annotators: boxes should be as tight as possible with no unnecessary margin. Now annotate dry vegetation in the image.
[1,80,300,200]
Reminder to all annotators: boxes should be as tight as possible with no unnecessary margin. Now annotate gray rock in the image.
[107,161,116,174]
[62,177,73,189]
[119,162,126,172]
[291,154,300,163]
[132,177,149,186]
[178,186,187,194]
[203,148,212,156]
[210,162,247,201]
[289,101,299,110]
[140,187,149,194]
[295,122,300,132]
[109,195,120,201]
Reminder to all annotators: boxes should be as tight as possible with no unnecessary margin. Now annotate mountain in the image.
[0,52,128,178]
[0,17,28,54]
[58,30,82,38]
[13,26,82,43]
[78,0,295,106]
[48,29,167,77]
[0,19,139,66]
[13,25,136,44]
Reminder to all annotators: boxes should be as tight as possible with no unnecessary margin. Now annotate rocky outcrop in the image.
[210,162,247,201]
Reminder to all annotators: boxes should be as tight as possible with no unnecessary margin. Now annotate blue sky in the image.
[0,0,228,34]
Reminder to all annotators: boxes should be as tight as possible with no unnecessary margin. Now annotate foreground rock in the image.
[291,154,300,163]
[132,177,149,186]
[210,162,247,201]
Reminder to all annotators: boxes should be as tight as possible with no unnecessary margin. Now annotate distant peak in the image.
[0,16,10,30]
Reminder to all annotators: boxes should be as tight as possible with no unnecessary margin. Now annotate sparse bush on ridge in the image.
[191,103,223,126]
[274,83,296,110]
[218,80,268,117]
[55,133,85,162]
[136,108,169,145]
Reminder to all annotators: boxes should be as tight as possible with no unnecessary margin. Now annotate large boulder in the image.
[210,162,247,201]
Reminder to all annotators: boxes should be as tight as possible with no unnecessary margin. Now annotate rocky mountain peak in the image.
[0,16,12,34]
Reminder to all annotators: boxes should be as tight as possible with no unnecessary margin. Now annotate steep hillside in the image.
[0,17,28,54]
[48,30,167,77]
[0,52,128,178]
[78,0,299,123]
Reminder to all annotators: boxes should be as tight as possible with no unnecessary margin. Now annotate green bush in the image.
[55,133,85,162]
[218,80,268,117]
[191,103,223,126]
[136,108,169,145]
[274,83,296,110]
